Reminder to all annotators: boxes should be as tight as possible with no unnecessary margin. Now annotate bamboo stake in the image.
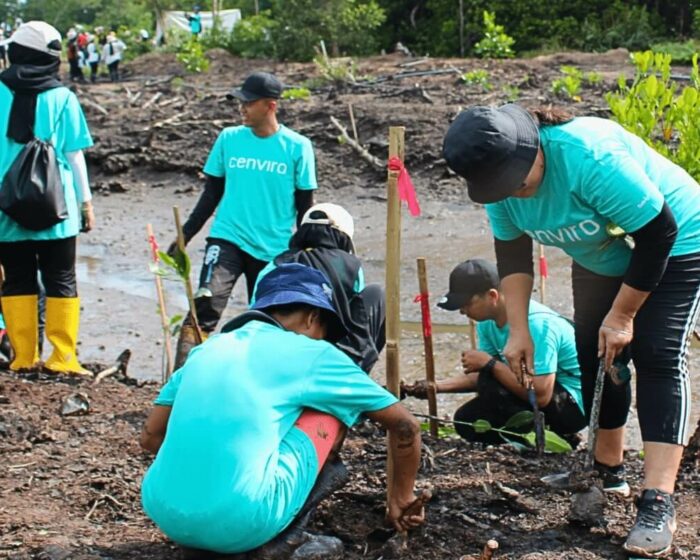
[173,206,204,344]
[347,103,359,144]
[539,244,547,304]
[416,257,438,438]
[469,319,477,349]
[147,224,174,382]
[385,126,405,508]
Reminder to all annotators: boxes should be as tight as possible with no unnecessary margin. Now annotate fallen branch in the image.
[329,115,383,170]
[143,92,163,109]
[93,349,132,385]
[82,98,108,115]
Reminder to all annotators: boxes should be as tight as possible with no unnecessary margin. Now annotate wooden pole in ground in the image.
[173,206,204,344]
[146,224,174,382]
[385,126,405,506]
[469,319,477,349]
[539,243,547,304]
[417,257,439,438]
[347,103,359,144]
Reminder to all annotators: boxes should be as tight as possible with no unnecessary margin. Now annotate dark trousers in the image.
[572,254,700,445]
[185,238,268,332]
[89,62,99,83]
[453,371,586,445]
[68,59,84,82]
[0,238,77,298]
[107,61,120,82]
[337,283,385,373]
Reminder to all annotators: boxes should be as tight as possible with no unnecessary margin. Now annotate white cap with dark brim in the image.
[8,21,62,57]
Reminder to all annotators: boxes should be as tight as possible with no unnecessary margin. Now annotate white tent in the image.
[155,9,241,44]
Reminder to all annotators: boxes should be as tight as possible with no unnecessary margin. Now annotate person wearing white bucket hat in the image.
[0,21,95,376]
[250,202,386,373]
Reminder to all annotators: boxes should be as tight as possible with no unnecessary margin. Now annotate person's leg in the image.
[571,262,631,467]
[0,241,40,370]
[541,381,587,437]
[37,237,88,375]
[175,240,244,368]
[242,251,269,303]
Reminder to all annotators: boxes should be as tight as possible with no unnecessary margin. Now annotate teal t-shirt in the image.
[0,84,93,241]
[141,320,396,554]
[203,125,317,261]
[476,300,583,411]
[486,117,700,276]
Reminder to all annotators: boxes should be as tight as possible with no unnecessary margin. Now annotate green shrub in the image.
[585,71,603,86]
[461,69,492,91]
[200,19,233,52]
[474,11,515,59]
[502,84,520,102]
[606,51,700,182]
[551,65,582,99]
[651,40,700,65]
[578,1,660,52]
[176,38,210,73]
[281,87,312,100]
[230,10,277,58]
[313,54,358,85]
[694,9,700,40]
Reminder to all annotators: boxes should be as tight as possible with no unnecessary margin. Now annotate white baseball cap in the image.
[301,203,355,240]
[9,21,62,57]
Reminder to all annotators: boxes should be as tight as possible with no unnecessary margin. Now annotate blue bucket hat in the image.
[251,263,347,342]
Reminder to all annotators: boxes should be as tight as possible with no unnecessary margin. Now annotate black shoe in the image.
[623,489,676,557]
[594,461,630,496]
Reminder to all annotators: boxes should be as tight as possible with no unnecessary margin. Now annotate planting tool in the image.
[416,257,439,438]
[521,360,545,456]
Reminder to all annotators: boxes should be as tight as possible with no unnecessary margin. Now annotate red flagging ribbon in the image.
[148,234,160,263]
[414,294,432,338]
[388,156,421,216]
[539,254,548,278]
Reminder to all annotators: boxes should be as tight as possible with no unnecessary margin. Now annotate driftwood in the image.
[329,115,383,170]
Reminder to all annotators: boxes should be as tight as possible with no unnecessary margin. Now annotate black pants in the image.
[572,253,700,445]
[337,283,386,373]
[0,238,77,298]
[185,238,268,332]
[68,59,84,82]
[453,371,586,445]
[107,61,120,82]
[89,62,99,83]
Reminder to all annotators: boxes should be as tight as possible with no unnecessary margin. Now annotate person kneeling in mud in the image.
[403,259,586,445]
[253,203,384,373]
[140,263,425,558]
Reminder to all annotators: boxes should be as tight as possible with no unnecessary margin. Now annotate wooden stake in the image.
[469,319,477,350]
[539,243,547,304]
[347,103,359,144]
[480,539,499,560]
[147,224,174,382]
[417,257,438,438]
[173,206,204,344]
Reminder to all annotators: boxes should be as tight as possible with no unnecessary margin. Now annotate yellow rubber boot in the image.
[1,295,40,371]
[44,297,90,376]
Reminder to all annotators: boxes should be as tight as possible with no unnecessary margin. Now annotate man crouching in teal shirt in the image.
[140,263,425,557]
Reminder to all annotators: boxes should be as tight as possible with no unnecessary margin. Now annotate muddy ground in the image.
[2,49,700,558]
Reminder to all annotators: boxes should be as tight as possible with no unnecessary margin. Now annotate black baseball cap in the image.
[227,72,283,101]
[437,259,500,311]
[442,104,540,204]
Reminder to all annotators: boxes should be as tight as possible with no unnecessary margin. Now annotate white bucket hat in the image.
[301,203,355,240]
[8,21,62,57]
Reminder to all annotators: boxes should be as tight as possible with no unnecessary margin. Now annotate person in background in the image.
[65,28,84,83]
[102,31,126,82]
[140,263,425,558]
[442,103,700,557]
[172,71,317,368]
[186,6,202,39]
[86,34,100,83]
[0,21,95,375]
[0,29,7,69]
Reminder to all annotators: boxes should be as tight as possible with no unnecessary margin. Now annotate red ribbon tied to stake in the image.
[148,234,160,262]
[414,294,432,338]
[388,156,421,217]
[539,253,548,279]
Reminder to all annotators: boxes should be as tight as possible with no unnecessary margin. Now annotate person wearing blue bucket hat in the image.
[443,104,700,557]
[140,262,425,558]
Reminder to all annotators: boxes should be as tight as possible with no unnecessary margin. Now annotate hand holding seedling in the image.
[461,349,491,373]
[386,489,430,532]
[401,379,433,399]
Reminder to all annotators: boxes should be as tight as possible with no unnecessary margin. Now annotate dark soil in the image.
[3,48,700,559]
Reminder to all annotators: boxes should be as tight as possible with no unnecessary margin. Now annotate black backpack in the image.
[0,99,69,231]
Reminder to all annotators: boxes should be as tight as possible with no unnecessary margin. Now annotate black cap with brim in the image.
[437,292,472,311]
[226,88,263,102]
[226,71,283,102]
[442,104,540,204]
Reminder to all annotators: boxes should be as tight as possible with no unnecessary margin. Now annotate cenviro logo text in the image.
[228,157,288,174]
[525,219,602,244]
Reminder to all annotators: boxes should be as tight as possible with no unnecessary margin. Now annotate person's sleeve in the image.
[476,322,499,356]
[578,146,664,234]
[65,150,91,203]
[249,261,276,306]
[302,346,398,427]
[294,138,317,191]
[494,235,534,278]
[531,320,558,376]
[202,132,226,178]
[153,369,184,406]
[62,93,93,152]
[294,189,314,226]
[485,202,523,241]
[181,174,224,244]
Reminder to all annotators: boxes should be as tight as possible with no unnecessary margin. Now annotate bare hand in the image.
[401,379,433,400]
[598,311,633,371]
[81,201,95,232]
[386,491,429,532]
[461,350,491,373]
[503,329,535,384]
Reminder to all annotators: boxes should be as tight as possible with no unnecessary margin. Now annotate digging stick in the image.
[586,361,606,470]
[173,206,204,344]
[539,244,547,304]
[416,257,439,438]
[147,224,174,382]
[521,360,545,456]
[385,126,405,507]
[347,103,359,144]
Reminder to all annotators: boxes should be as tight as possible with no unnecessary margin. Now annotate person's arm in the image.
[294,189,314,227]
[365,403,424,531]
[181,174,225,245]
[490,363,556,408]
[65,149,95,232]
[140,405,172,453]
[402,372,479,399]
[598,203,677,369]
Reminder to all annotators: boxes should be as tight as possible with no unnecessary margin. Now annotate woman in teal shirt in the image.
[0,21,94,375]
[442,104,700,557]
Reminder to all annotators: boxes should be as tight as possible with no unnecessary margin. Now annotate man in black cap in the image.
[403,258,587,448]
[171,71,318,368]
